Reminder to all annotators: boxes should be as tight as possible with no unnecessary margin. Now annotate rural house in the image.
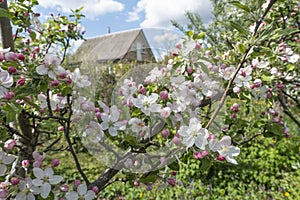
[72,28,156,67]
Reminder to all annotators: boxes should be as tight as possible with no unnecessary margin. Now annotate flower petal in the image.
[33,167,45,179]
[41,182,51,198]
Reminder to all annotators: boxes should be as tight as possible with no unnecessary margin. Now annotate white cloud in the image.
[127,0,212,28]
[38,0,124,20]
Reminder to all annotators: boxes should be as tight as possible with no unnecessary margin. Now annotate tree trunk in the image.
[0,0,14,51]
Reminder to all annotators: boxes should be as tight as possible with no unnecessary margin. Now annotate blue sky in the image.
[33,0,213,56]
[35,0,212,38]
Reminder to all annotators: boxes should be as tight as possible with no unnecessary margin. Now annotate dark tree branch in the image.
[0,0,14,51]
[278,91,300,128]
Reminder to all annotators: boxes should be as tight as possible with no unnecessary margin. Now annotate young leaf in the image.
[230,21,248,35]
[229,1,251,13]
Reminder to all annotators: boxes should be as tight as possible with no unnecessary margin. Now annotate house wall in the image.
[125,32,156,63]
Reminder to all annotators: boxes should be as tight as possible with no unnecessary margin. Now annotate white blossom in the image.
[132,94,161,116]
[209,136,240,164]
[66,184,95,200]
[0,70,13,98]
[32,167,63,199]
[0,150,15,176]
[36,54,66,79]
[178,118,208,149]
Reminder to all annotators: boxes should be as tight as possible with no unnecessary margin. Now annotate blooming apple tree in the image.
[0,0,299,199]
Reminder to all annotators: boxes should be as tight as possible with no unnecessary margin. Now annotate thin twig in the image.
[205,0,278,129]
[63,95,90,184]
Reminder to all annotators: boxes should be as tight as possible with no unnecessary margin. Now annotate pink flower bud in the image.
[266,92,272,98]
[60,185,69,192]
[195,43,201,50]
[205,50,211,56]
[34,13,41,17]
[95,112,101,119]
[11,177,20,185]
[40,109,45,114]
[201,150,208,157]
[233,86,241,94]
[220,63,227,69]
[194,152,203,159]
[187,67,193,74]
[231,113,237,118]
[4,139,16,150]
[139,85,146,94]
[217,155,226,161]
[51,80,60,86]
[230,103,239,112]
[172,136,181,145]
[33,47,40,53]
[277,82,284,90]
[161,129,170,138]
[8,66,16,73]
[160,91,169,100]
[175,43,182,49]
[167,178,176,187]
[58,126,64,131]
[17,78,25,86]
[74,180,81,187]
[52,159,60,167]
[92,186,99,194]
[4,92,15,100]
[5,52,17,61]
[22,160,30,168]
[253,79,262,87]
[134,180,139,187]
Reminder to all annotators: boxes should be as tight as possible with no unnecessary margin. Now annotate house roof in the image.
[73,28,148,63]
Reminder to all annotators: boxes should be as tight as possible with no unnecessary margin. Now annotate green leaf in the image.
[3,103,23,123]
[0,8,10,18]
[265,122,284,136]
[186,30,193,37]
[237,43,246,53]
[168,161,179,171]
[230,21,248,35]
[261,74,274,82]
[140,173,157,183]
[30,32,37,41]
[229,1,251,13]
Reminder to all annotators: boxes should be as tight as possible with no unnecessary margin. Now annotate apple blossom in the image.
[32,151,46,168]
[36,54,66,79]
[32,167,63,198]
[70,68,91,88]
[4,139,16,150]
[0,150,15,176]
[0,70,13,98]
[66,184,95,200]
[132,93,161,116]
[209,136,240,164]
[85,121,104,142]
[178,118,209,149]
[98,101,127,136]
[15,177,39,200]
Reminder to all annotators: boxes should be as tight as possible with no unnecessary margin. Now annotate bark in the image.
[0,0,14,51]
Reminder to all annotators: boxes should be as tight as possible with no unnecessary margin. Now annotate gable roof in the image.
[73,28,150,63]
